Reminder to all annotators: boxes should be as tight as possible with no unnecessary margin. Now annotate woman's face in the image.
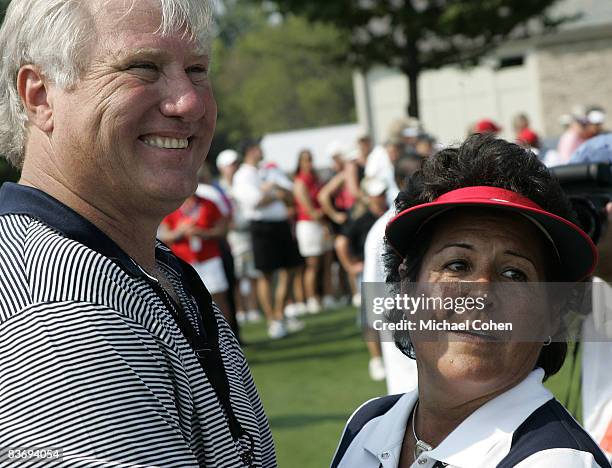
[411,208,554,397]
[299,152,313,172]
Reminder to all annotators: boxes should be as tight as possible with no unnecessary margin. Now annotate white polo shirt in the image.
[333,369,609,468]
[232,163,289,221]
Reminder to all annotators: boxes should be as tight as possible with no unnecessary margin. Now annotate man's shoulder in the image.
[0,213,141,319]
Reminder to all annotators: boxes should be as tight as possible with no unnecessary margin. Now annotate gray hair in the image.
[0,0,214,168]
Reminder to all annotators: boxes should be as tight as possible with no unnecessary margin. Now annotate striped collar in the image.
[0,182,153,278]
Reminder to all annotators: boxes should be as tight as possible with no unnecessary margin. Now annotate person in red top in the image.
[513,113,541,149]
[159,195,232,321]
[293,149,335,313]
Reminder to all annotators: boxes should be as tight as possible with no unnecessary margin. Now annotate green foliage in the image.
[252,0,571,116]
[211,12,355,150]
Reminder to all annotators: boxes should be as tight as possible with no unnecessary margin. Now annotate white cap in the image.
[364,178,387,197]
[402,126,420,138]
[216,149,239,169]
[326,140,345,159]
[587,110,606,125]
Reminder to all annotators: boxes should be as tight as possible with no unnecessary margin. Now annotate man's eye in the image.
[444,260,468,272]
[187,65,209,79]
[501,269,527,282]
[128,63,158,71]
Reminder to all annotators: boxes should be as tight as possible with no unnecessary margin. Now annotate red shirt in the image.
[162,197,222,263]
[295,172,321,221]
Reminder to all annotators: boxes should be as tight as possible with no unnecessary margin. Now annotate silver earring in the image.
[543,336,552,346]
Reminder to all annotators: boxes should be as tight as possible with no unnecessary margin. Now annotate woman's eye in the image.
[444,260,468,272]
[501,269,527,282]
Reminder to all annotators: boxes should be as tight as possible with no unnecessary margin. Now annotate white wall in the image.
[356,55,543,146]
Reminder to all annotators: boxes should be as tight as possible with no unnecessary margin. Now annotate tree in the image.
[253,0,572,118]
[211,12,355,150]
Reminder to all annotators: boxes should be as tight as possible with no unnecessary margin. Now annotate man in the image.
[569,135,612,461]
[232,141,303,339]
[0,1,276,466]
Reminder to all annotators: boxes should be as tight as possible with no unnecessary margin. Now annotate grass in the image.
[242,306,583,468]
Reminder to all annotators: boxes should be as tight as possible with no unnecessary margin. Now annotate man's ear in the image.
[16,65,54,133]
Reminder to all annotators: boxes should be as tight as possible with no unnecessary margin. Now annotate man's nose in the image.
[160,73,208,122]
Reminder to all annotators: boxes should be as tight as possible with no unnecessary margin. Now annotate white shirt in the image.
[364,145,400,206]
[362,209,419,395]
[232,163,288,221]
[334,369,605,468]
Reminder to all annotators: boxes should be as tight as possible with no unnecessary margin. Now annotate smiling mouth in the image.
[140,136,192,150]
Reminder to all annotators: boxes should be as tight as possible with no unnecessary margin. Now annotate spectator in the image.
[473,118,502,135]
[233,141,304,339]
[585,106,607,139]
[216,149,263,325]
[159,195,232,324]
[568,134,612,459]
[557,112,589,164]
[293,149,335,313]
[513,113,541,149]
[343,134,371,204]
[335,178,389,381]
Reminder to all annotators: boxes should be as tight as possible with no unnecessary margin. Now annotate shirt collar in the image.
[362,369,552,468]
[429,368,552,468]
[362,392,418,459]
[0,182,147,278]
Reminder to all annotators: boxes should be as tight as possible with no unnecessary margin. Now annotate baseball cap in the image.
[364,178,388,197]
[385,185,597,281]
[474,119,502,134]
[517,128,539,147]
[216,149,239,169]
[587,109,606,125]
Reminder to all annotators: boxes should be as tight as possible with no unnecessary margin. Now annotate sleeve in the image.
[214,305,277,468]
[514,448,604,467]
[0,302,201,467]
[162,210,179,229]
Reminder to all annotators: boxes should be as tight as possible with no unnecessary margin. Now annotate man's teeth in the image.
[142,136,189,149]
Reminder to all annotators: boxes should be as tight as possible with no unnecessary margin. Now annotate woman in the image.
[293,149,335,313]
[159,194,232,323]
[331,134,611,468]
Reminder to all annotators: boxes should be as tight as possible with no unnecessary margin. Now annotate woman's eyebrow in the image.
[435,243,472,254]
[505,249,536,267]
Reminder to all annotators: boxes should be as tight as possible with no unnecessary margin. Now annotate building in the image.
[353,0,612,145]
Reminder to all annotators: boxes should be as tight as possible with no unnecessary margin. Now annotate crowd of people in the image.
[157,118,439,380]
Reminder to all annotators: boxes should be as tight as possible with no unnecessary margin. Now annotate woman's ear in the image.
[17,65,54,133]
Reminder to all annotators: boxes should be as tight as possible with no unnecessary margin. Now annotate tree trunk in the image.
[406,68,420,118]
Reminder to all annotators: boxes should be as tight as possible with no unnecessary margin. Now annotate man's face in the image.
[47,0,216,216]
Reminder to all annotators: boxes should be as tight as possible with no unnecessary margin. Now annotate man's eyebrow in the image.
[111,48,209,62]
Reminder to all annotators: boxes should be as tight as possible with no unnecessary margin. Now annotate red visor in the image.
[385,186,598,281]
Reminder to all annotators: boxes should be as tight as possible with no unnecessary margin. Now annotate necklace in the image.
[412,401,433,460]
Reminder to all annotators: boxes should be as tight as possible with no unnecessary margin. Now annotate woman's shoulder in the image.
[498,399,611,468]
[331,393,414,468]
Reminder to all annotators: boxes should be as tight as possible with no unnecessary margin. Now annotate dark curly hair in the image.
[384,133,579,380]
